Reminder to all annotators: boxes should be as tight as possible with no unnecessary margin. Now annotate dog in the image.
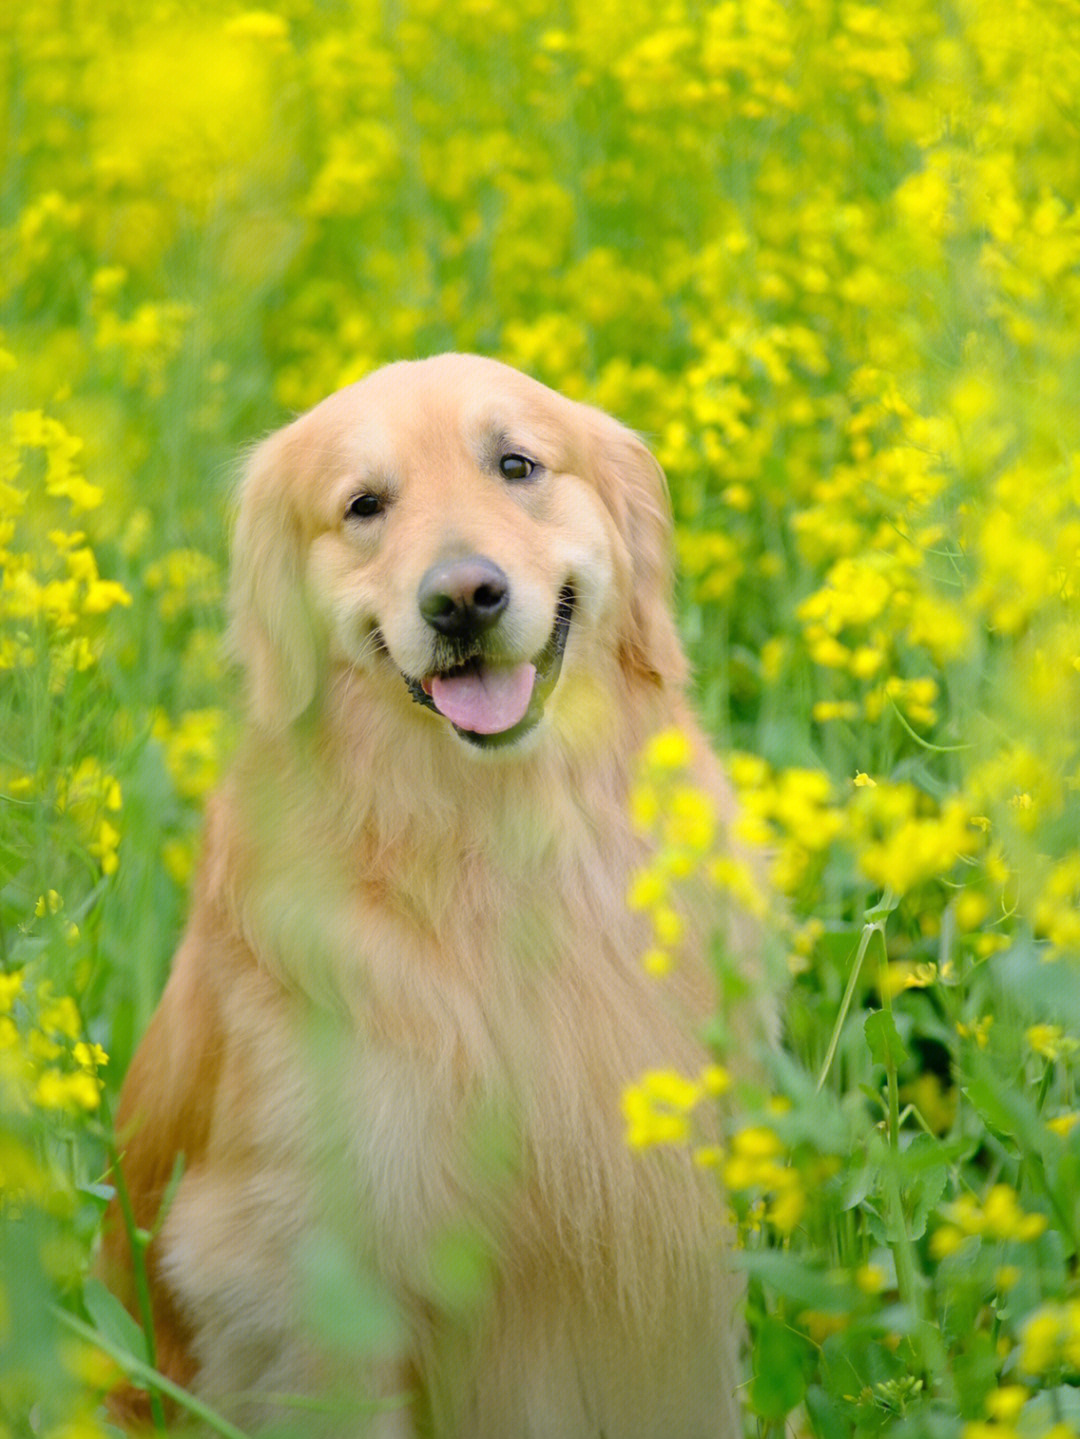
[104,354,762,1437]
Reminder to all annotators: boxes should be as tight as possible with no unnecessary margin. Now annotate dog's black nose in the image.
[419,555,510,638]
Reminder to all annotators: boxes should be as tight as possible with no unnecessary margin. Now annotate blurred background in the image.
[4,1,1080,1434]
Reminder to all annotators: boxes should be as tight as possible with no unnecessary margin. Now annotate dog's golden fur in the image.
[104,355,760,1437]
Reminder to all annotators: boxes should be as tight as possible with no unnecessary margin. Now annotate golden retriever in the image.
[104,354,759,1437]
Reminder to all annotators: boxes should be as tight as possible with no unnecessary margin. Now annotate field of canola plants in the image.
[5,0,1080,1434]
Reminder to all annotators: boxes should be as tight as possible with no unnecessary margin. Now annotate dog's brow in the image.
[334,428,402,482]
[335,427,386,464]
[474,413,559,467]
[476,425,514,466]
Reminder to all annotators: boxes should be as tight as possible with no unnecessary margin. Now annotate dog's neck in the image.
[215,666,683,1018]
[314,658,671,852]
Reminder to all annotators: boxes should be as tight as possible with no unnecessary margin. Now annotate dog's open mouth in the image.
[405,586,575,749]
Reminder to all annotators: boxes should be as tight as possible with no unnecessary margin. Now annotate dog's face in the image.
[231,354,683,751]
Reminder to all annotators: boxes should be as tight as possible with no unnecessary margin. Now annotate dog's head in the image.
[230,354,685,751]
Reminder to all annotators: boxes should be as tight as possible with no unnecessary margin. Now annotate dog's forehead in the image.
[313,355,581,465]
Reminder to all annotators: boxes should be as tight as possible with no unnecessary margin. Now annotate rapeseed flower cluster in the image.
[0,965,115,1437]
[627,728,767,977]
[5,0,1080,1431]
[1,975,108,1119]
[722,1124,812,1238]
[1019,1302,1080,1380]
[1,406,130,678]
[931,1187,1049,1259]
[622,1063,731,1152]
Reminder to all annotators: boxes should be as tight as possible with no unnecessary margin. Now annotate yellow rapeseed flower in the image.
[652,906,683,947]
[39,994,80,1041]
[855,1263,887,1294]
[224,10,290,41]
[642,947,673,978]
[700,1064,731,1096]
[731,1125,783,1160]
[985,1388,1029,1423]
[34,890,62,917]
[627,868,666,912]
[944,1185,1047,1243]
[643,728,693,771]
[663,785,716,852]
[622,1066,710,1149]
[0,974,24,1013]
[929,1225,965,1259]
[1019,1305,1070,1376]
[693,1145,724,1168]
[956,1015,994,1050]
[1026,1025,1078,1062]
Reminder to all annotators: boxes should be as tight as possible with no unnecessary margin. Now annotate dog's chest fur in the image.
[152,728,737,1436]
[239,778,705,1221]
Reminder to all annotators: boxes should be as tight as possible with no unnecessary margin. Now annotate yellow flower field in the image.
[3,0,1080,1433]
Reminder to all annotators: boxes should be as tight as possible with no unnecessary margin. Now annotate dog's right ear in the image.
[228,425,320,729]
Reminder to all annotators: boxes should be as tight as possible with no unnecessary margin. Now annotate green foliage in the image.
[3,0,1080,1435]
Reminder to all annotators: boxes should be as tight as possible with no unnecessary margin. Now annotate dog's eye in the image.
[499,453,536,481]
[346,493,383,520]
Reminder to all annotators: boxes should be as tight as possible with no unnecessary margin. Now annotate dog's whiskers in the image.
[351,627,388,669]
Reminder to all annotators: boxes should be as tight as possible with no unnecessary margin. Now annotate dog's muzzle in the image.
[404,584,576,749]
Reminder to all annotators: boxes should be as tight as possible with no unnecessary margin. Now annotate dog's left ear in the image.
[588,413,688,690]
[228,424,321,729]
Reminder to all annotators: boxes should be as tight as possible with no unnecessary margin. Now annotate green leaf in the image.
[76,1180,116,1206]
[998,939,1080,1032]
[865,1010,909,1069]
[820,1325,907,1418]
[816,926,866,970]
[805,1383,850,1439]
[905,1135,949,1242]
[952,1333,1000,1419]
[736,1250,857,1314]
[82,1276,149,1365]
[865,890,900,924]
[963,1059,1046,1156]
[750,1316,813,1421]
[1005,1226,1068,1320]
[424,1226,494,1315]
[297,1232,407,1360]
[1023,1386,1080,1435]
[148,1151,186,1241]
[839,1164,876,1211]
[1047,1145,1080,1261]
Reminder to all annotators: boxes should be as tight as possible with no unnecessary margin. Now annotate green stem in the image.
[816,891,897,1094]
[877,926,948,1393]
[878,929,920,1333]
[888,696,971,753]
[106,1134,167,1432]
[53,1307,252,1439]
[1035,1060,1054,1114]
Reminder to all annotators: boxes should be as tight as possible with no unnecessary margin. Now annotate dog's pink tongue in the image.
[429,662,536,734]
